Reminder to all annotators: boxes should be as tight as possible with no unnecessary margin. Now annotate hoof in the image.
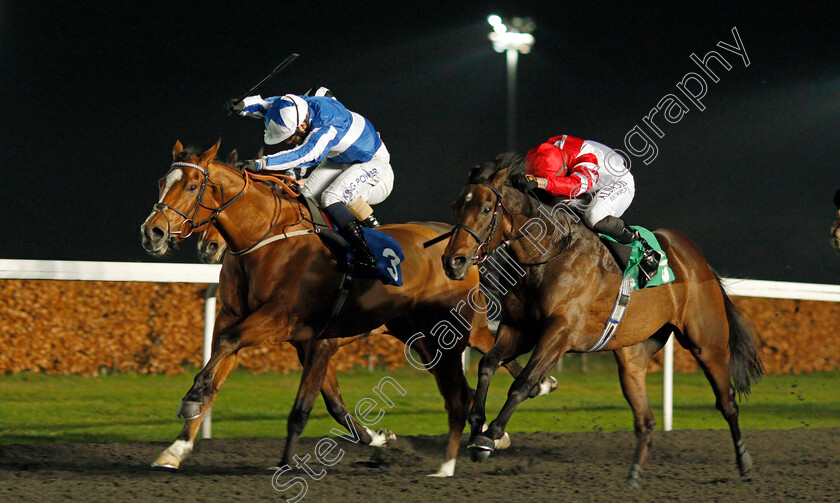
[369,428,396,447]
[377,428,396,443]
[543,376,559,394]
[530,376,559,398]
[176,400,203,420]
[738,451,753,477]
[467,435,495,462]
[151,451,181,470]
[625,476,642,489]
[427,459,456,477]
[625,464,643,488]
[494,432,511,450]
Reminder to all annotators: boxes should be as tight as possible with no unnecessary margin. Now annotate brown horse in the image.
[140,141,549,476]
[441,154,764,487]
[192,223,553,467]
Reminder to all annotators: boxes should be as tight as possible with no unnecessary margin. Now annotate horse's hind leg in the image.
[426,349,473,477]
[680,317,753,477]
[319,359,393,447]
[152,352,238,469]
[613,332,669,488]
[391,318,472,477]
[277,339,343,467]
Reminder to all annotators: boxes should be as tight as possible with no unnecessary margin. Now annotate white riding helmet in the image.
[264,94,308,145]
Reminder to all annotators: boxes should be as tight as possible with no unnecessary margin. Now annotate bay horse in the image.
[192,223,553,467]
[140,141,550,476]
[441,154,764,487]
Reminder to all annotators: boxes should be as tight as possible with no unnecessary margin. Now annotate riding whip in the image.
[227,53,300,113]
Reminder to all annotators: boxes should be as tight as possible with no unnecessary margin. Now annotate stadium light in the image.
[487,15,535,151]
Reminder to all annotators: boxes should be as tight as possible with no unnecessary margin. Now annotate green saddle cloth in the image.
[601,226,675,290]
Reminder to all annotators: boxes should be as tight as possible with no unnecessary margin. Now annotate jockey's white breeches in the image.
[580,175,635,227]
[301,144,394,207]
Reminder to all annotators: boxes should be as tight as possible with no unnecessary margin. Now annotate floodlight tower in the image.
[487,14,535,152]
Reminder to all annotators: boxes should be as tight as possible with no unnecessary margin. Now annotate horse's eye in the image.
[187,183,198,192]
[482,206,492,214]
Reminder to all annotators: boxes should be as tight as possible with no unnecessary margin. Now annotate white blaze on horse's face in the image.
[159,169,184,202]
[464,191,473,203]
[141,169,184,227]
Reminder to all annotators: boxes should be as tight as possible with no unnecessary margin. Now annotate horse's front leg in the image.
[152,351,238,469]
[476,321,569,458]
[467,321,558,398]
[152,307,288,469]
[467,323,525,459]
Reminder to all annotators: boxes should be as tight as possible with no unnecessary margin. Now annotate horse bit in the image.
[453,177,570,267]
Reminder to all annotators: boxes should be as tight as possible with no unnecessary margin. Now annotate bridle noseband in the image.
[452,178,508,264]
[152,161,245,245]
[453,177,571,267]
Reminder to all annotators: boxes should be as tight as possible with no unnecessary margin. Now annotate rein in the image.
[153,161,314,254]
[455,177,570,267]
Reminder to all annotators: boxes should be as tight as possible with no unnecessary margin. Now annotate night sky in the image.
[1,2,838,284]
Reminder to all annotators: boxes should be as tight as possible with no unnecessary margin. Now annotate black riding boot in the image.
[324,202,379,275]
[593,216,661,283]
[361,213,380,228]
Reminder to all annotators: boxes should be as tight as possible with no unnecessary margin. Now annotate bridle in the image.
[152,161,249,246]
[152,160,310,254]
[452,178,508,264]
[453,177,571,267]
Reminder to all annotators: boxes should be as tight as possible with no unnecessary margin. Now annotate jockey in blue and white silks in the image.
[232,90,393,274]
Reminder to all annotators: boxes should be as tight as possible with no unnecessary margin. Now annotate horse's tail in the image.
[714,271,765,398]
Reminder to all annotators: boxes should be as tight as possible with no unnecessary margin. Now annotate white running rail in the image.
[4,259,840,434]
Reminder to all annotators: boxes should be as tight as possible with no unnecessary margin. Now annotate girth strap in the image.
[588,274,634,352]
[314,273,354,340]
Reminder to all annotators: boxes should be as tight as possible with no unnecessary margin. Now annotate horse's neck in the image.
[210,166,304,252]
[504,191,592,264]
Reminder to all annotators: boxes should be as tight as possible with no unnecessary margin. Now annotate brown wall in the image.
[1,280,838,375]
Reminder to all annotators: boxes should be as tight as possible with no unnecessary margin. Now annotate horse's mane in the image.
[173,145,204,163]
[173,146,237,169]
[471,152,526,181]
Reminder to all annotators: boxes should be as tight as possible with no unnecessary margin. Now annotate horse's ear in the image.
[172,140,184,160]
[200,139,222,165]
[227,149,238,164]
[468,164,481,179]
[490,166,511,185]
[256,147,264,158]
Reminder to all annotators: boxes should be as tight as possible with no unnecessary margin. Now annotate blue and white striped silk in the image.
[260,96,382,178]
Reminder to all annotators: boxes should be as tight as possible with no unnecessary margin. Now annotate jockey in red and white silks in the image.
[524,134,633,228]
[519,134,660,281]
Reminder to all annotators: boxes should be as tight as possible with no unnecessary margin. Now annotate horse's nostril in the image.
[207,243,218,252]
[451,256,467,268]
[148,226,165,240]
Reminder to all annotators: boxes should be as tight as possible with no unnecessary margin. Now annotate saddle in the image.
[537,194,671,290]
[300,195,404,286]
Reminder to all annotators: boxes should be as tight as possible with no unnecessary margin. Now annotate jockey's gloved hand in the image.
[235,159,262,172]
[225,98,245,114]
[510,173,538,192]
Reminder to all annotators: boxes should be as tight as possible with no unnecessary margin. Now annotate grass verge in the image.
[1,355,837,444]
